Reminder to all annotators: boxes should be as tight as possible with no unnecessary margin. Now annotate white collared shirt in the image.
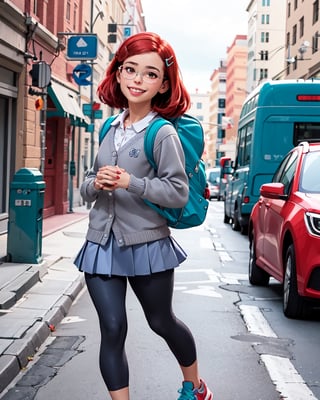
[112,110,157,151]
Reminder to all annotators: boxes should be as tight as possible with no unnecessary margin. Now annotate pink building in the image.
[224,35,248,159]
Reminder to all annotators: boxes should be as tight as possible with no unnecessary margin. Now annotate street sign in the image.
[82,104,103,119]
[86,123,94,133]
[72,64,92,86]
[67,35,98,60]
[93,110,103,119]
[82,104,92,116]
[124,26,131,38]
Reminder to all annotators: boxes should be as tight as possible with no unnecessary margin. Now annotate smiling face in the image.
[116,52,169,110]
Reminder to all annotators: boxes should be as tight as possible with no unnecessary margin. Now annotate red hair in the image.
[97,32,190,118]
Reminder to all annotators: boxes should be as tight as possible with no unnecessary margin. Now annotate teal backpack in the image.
[99,114,209,229]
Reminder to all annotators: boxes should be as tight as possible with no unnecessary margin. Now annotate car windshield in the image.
[299,152,320,193]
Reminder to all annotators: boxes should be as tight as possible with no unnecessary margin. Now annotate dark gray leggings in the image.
[85,269,197,391]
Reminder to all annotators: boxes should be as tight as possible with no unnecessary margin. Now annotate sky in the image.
[141,0,248,93]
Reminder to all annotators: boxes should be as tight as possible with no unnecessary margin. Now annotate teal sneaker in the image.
[177,379,213,400]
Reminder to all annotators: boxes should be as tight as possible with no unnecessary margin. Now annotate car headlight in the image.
[305,212,320,236]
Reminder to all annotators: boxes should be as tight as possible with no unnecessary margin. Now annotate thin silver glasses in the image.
[118,65,162,84]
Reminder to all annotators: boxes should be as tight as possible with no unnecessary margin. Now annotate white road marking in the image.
[240,305,318,399]
[175,269,244,298]
[239,304,277,338]
[220,272,248,284]
[219,251,233,262]
[184,285,222,298]
[261,355,318,400]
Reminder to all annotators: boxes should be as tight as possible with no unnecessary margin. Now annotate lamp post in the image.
[89,4,104,169]
[86,2,104,209]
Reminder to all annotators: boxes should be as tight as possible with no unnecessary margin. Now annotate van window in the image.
[294,122,320,144]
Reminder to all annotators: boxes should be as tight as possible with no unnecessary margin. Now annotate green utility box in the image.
[7,168,46,264]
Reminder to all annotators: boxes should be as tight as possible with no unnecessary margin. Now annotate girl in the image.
[74,32,213,400]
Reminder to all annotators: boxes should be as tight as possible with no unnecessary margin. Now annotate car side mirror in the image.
[260,183,288,200]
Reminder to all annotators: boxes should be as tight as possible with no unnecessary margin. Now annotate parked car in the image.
[206,167,226,201]
[248,141,320,319]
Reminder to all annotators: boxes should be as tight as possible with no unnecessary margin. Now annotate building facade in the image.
[285,0,320,80]
[208,61,227,167]
[224,35,248,161]
[188,91,211,165]
[246,0,287,90]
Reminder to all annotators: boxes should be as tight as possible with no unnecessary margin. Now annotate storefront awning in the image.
[47,81,88,126]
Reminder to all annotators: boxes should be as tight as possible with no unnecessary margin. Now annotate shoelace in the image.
[177,387,196,400]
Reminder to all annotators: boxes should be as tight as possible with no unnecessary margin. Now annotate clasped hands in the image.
[94,165,130,191]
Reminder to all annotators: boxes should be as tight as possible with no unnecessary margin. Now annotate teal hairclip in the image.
[165,56,174,67]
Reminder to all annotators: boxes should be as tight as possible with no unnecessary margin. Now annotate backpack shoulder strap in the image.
[99,115,118,145]
[144,118,172,170]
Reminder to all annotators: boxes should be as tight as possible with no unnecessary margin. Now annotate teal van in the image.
[222,80,320,234]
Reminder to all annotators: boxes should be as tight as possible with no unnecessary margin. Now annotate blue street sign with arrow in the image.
[124,27,131,38]
[67,35,98,60]
[72,64,92,86]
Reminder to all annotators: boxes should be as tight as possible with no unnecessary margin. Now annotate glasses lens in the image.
[119,66,160,84]
[142,71,160,84]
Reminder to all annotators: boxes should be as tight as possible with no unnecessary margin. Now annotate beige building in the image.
[188,91,212,164]
[285,1,320,80]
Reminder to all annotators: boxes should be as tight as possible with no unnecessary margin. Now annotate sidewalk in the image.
[0,206,90,394]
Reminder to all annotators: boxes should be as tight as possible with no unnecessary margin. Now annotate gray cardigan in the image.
[81,117,189,247]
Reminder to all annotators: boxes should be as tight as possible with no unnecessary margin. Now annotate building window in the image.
[218,98,225,108]
[292,24,297,45]
[259,68,268,80]
[261,14,270,24]
[262,0,270,6]
[260,50,269,60]
[312,33,319,54]
[261,32,269,43]
[294,0,298,9]
[33,0,39,15]
[288,2,291,17]
[196,102,202,109]
[66,1,71,21]
[299,17,304,38]
[73,5,77,30]
[313,0,319,24]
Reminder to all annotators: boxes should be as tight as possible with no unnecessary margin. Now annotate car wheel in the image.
[223,202,230,224]
[249,234,270,286]
[231,206,240,231]
[283,244,308,319]
[240,224,248,236]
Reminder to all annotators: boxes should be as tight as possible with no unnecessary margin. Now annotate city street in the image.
[1,201,319,400]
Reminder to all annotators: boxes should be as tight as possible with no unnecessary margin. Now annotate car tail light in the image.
[305,212,320,236]
[297,95,320,101]
[243,196,250,204]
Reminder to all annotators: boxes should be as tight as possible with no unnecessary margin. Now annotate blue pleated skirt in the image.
[74,234,187,276]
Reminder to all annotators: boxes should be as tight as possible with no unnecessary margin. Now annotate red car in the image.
[248,141,320,319]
